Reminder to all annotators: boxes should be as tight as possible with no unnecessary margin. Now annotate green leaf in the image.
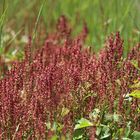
[124,121,131,137]
[73,129,84,140]
[51,135,58,140]
[129,90,140,98]
[52,122,57,131]
[116,79,121,86]
[83,94,92,101]
[100,124,111,139]
[131,60,140,71]
[122,138,132,140]
[113,113,120,122]
[100,133,111,139]
[45,122,51,129]
[130,82,140,89]
[61,107,70,117]
[137,106,140,113]
[132,131,140,140]
[104,114,113,121]
[89,108,100,120]
[96,127,101,136]
[74,118,93,130]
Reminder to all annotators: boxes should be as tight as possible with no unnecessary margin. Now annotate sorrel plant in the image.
[0,16,140,139]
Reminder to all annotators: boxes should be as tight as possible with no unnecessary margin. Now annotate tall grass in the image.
[0,0,140,53]
[0,0,7,53]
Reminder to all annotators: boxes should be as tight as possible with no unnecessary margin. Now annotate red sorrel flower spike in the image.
[24,36,32,63]
[56,15,71,37]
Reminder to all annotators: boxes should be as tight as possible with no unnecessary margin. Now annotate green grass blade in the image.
[32,0,47,41]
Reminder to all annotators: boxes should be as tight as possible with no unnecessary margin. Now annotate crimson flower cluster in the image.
[0,16,140,139]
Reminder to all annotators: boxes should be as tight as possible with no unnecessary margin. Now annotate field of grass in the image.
[0,0,140,55]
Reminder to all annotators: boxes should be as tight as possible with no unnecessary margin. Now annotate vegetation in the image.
[0,0,140,139]
[0,16,140,139]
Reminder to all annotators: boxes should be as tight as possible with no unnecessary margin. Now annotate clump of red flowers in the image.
[0,16,140,139]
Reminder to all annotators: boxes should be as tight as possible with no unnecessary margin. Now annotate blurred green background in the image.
[0,0,140,62]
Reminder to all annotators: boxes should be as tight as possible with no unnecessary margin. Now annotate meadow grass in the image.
[0,0,140,57]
